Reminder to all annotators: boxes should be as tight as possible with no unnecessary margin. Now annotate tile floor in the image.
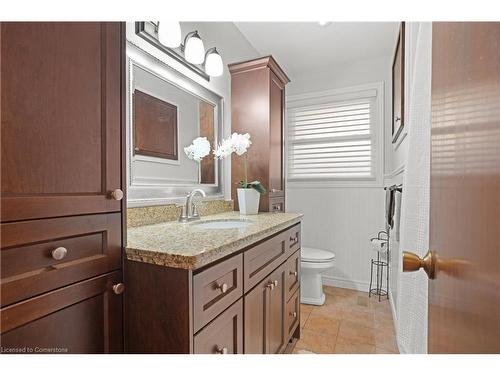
[293,286,399,354]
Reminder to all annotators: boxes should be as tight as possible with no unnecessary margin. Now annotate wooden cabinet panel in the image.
[133,89,178,160]
[269,71,285,197]
[243,273,268,354]
[244,262,286,354]
[243,228,289,292]
[193,254,243,332]
[285,290,300,339]
[193,299,243,354]
[0,271,123,353]
[267,265,286,354]
[284,250,300,302]
[0,22,123,222]
[288,223,301,254]
[1,213,122,307]
[229,56,289,212]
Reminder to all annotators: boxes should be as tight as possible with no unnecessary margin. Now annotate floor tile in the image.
[294,328,336,354]
[293,286,399,354]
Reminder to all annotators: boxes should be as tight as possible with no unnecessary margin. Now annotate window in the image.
[287,85,381,183]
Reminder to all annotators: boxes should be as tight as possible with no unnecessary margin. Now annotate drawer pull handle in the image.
[112,283,125,295]
[218,283,228,294]
[290,311,297,318]
[215,346,228,354]
[266,280,278,290]
[290,235,299,244]
[110,188,124,201]
[51,247,68,261]
[289,271,298,277]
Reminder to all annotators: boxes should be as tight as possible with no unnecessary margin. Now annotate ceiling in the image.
[234,22,400,79]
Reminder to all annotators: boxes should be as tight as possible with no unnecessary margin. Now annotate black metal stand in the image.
[369,230,389,302]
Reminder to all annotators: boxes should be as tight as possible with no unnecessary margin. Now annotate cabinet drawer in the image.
[269,197,284,212]
[193,254,243,332]
[1,213,122,307]
[284,250,300,302]
[193,299,243,354]
[287,223,301,254]
[0,271,123,353]
[285,290,300,339]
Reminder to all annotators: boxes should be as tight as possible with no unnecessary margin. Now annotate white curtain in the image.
[396,22,432,354]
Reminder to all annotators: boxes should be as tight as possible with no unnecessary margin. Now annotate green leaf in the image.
[248,181,267,194]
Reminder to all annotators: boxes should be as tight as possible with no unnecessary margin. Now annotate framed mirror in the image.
[126,41,224,207]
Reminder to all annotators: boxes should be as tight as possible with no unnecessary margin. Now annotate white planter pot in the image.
[237,188,260,215]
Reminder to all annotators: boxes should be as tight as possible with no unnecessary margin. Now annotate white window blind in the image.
[288,96,376,181]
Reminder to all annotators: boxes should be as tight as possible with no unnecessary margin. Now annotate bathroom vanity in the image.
[125,212,302,354]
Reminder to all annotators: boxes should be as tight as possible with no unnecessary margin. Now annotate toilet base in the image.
[300,271,328,306]
[301,293,326,306]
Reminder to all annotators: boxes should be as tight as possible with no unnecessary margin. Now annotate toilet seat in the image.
[301,247,335,263]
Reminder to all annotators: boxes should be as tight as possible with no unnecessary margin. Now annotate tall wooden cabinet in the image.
[0,22,126,353]
[229,56,290,212]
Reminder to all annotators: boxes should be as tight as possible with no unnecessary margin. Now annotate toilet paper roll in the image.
[370,238,388,253]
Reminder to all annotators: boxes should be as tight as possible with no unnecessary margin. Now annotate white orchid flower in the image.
[184,137,211,161]
[230,132,252,156]
[213,137,234,159]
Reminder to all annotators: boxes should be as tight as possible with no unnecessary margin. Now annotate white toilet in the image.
[300,247,336,305]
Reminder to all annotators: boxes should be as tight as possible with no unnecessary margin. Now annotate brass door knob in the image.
[402,250,436,279]
[110,189,124,201]
[218,283,228,293]
[289,271,298,277]
[51,247,68,261]
[112,283,125,295]
[215,347,228,354]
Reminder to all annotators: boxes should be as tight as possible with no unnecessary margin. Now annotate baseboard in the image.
[321,274,370,292]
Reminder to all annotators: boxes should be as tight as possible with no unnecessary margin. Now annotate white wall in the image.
[285,56,395,291]
[126,22,259,205]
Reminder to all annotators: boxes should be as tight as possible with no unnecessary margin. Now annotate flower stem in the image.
[244,153,248,187]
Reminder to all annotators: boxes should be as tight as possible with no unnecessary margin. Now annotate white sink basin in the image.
[192,219,252,230]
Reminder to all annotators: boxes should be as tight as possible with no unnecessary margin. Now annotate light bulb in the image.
[205,49,223,77]
[157,21,181,48]
[184,32,205,64]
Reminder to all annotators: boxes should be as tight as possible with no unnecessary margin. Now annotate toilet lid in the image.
[301,247,335,263]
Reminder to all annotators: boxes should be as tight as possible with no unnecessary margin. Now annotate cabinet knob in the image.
[112,283,125,295]
[290,311,297,318]
[215,346,228,354]
[266,282,275,291]
[273,280,278,287]
[51,247,68,261]
[218,283,228,293]
[289,271,298,277]
[110,189,124,201]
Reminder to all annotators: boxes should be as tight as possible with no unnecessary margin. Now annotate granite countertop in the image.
[126,211,303,270]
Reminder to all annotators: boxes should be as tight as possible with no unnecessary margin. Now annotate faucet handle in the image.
[191,204,200,219]
[178,205,188,223]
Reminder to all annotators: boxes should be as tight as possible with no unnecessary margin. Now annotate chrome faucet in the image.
[178,188,206,222]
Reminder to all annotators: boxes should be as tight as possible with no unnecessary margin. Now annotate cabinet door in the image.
[0,271,123,353]
[244,276,268,354]
[0,22,124,222]
[267,265,286,354]
[244,264,286,354]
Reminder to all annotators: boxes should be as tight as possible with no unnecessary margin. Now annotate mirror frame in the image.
[126,41,224,207]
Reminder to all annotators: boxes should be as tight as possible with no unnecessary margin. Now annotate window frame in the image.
[285,82,385,188]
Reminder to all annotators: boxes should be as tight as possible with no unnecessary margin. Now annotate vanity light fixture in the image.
[204,47,223,77]
[183,30,205,64]
[157,21,181,48]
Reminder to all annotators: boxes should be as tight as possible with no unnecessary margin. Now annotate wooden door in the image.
[267,265,286,354]
[0,271,124,353]
[244,276,268,353]
[429,22,500,353]
[0,22,123,222]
